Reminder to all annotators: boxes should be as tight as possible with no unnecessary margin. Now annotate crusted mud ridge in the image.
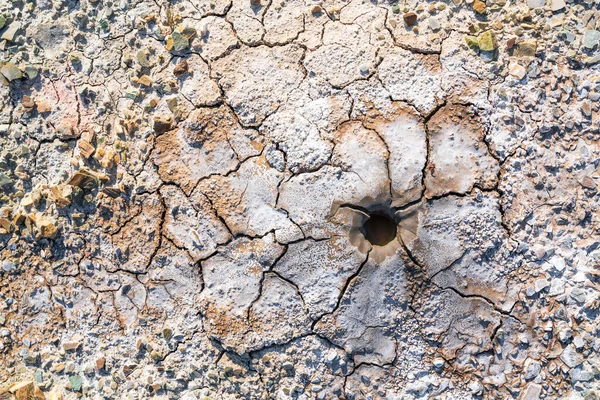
[0,0,599,399]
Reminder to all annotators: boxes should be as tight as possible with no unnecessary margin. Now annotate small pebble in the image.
[403,12,418,26]
[1,21,21,41]
[583,31,600,50]
[1,261,15,272]
[428,18,441,31]
[509,63,527,80]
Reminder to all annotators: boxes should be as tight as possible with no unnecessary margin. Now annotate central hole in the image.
[363,213,396,246]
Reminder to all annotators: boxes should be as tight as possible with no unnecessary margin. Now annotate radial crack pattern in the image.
[0,0,597,399]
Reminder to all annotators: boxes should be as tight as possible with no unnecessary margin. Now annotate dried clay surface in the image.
[0,0,599,399]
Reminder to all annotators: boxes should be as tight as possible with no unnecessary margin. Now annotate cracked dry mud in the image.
[0,0,600,399]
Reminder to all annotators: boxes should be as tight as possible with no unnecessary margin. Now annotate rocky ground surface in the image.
[0,0,599,398]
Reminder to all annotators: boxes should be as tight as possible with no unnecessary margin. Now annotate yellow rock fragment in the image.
[33,386,45,400]
[36,216,58,239]
[21,195,35,207]
[0,217,12,234]
[49,186,71,208]
[165,35,174,51]
[78,139,95,158]
[9,381,39,400]
[137,74,152,86]
[96,355,106,370]
[36,100,52,113]
[66,169,97,187]
[473,0,486,13]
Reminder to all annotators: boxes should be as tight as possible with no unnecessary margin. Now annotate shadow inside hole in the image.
[363,213,397,247]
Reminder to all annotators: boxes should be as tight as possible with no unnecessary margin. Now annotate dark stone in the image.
[403,12,418,27]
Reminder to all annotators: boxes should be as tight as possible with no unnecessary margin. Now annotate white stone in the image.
[509,63,527,80]
[551,0,566,11]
